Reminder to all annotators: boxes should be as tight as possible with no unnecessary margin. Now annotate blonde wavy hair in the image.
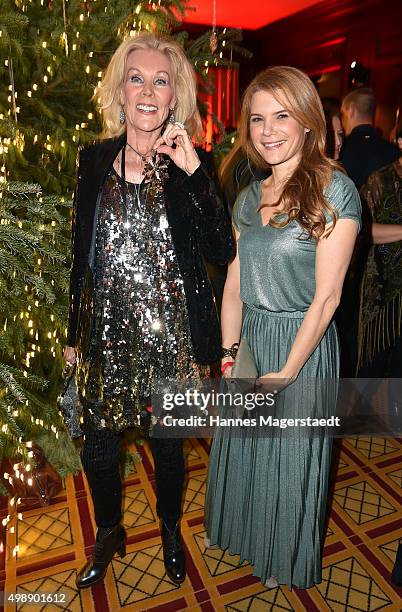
[222,66,341,239]
[95,33,202,140]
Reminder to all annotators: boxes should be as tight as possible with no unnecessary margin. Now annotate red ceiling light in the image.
[182,0,324,30]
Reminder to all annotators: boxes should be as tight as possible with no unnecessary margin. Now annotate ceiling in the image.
[182,0,324,30]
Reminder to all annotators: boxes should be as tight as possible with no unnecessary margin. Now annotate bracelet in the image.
[221,342,239,359]
[221,361,234,373]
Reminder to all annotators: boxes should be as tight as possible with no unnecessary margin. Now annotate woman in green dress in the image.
[205,67,362,590]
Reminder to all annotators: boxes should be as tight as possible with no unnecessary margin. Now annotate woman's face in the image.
[249,90,308,169]
[121,48,175,134]
[332,115,343,160]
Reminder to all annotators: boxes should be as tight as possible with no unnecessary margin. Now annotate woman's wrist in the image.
[279,366,298,381]
[221,342,239,359]
[222,355,235,364]
[185,153,201,176]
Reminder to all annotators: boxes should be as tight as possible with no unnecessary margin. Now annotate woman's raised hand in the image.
[153,122,200,176]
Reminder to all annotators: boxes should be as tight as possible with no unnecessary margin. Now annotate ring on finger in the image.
[173,121,185,130]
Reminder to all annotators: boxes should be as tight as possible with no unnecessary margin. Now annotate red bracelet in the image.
[221,361,234,373]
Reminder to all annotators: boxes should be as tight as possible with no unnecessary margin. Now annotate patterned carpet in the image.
[1,437,402,611]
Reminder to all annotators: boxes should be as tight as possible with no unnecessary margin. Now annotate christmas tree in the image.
[0,0,248,497]
[0,179,81,498]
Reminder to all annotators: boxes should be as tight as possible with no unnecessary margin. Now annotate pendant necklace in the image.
[121,145,142,222]
[126,140,155,163]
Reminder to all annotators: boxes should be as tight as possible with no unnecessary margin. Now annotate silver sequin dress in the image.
[76,167,207,431]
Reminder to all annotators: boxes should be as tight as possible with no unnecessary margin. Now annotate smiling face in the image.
[120,48,175,134]
[249,90,308,171]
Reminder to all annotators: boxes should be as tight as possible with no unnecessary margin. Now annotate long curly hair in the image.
[94,33,202,140]
[238,66,342,239]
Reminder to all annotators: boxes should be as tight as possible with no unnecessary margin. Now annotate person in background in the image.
[340,88,398,190]
[322,97,343,160]
[336,88,398,374]
[358,118,402,377]
[220,141,270,216]
[205,141,271,314]
[356,120,402,590]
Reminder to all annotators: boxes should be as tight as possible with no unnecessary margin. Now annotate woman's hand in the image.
[63,346,76,366]
[256,370,293,392]
[153,123,200,175]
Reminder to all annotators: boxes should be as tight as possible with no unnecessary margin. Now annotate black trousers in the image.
[81,419,185,529]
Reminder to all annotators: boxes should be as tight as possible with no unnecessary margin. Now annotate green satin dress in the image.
[205,171,361,589]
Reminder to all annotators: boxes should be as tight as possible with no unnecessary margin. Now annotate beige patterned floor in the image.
[1,437,401,611]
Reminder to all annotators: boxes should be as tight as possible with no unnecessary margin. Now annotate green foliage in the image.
[0,180,69,469]
[35,430,81,479]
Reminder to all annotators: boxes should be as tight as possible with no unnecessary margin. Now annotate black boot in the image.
[76,524,126,589]
[161,520,186,585]
[391,543,402,587]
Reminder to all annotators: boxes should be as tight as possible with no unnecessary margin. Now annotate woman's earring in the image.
[119,107,126,125]
[168,107,176,124]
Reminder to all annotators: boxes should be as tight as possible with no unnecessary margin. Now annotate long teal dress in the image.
[204,171,361,589]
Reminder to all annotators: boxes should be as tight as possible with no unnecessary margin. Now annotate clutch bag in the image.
[57,363,84,439]
[231,337,258,379]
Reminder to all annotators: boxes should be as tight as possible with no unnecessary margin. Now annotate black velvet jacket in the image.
[67,134,235,364]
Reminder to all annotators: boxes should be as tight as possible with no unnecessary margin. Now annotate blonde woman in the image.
[63,33,234,588]
[205,67,361,589]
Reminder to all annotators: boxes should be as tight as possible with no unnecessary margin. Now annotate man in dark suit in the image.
[336,89,398,376]
[340,88,398,190]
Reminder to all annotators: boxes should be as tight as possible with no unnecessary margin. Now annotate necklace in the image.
[121,145,142,223]
[126,140,155,162]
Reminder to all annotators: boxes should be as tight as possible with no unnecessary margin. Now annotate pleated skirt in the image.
[204,303,339,589]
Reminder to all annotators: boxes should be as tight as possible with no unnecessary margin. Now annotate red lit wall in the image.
[182,0,324,30]
[241,0,402,137]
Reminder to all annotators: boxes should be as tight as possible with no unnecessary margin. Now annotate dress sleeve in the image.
[181,149,235,266]
[66,146,91,347]
[326,171,362,232]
